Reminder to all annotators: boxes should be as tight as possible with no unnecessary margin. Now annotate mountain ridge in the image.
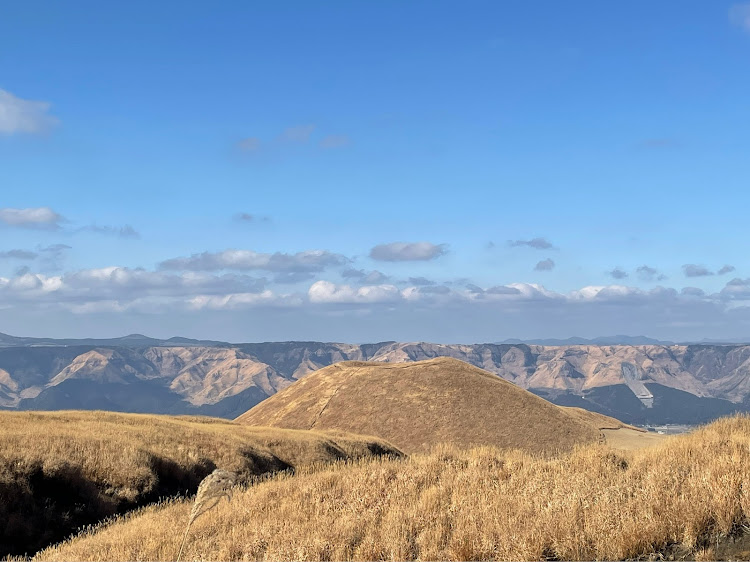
[1,336,749,423]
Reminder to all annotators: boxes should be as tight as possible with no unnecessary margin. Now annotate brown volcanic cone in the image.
[237,357,628,455]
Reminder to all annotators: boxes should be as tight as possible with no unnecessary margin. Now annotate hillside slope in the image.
[0,411,400,557]
[36,416,750,562]
[237,357,629,454]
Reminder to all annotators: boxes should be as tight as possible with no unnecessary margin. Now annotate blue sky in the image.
[2,1,750,342]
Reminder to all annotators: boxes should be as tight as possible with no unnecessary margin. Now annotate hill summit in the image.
[237,357,628,454]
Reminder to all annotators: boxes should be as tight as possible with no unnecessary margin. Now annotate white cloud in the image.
[505,283,561,300]
[0,272,63,295]
[0,89,59,134]
[0,267,269,308]
[369,242,447,262]
[187,290,299,310]
[308,280,402,304]
[5,264,750,343]
[569,285,639,301]
[0,207,64,229]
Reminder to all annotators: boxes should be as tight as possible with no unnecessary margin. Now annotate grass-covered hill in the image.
[35,415,750,561]
[0,411,401,557]
[237,357,635,455]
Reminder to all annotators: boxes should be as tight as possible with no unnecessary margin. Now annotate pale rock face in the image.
[48,349,139,386]
[0,368,18,392]
[0,368,18,407]
[155,348,283,405]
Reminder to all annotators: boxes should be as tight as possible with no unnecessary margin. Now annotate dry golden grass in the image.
[238,357,633,455]
[0,410,400,557]
[601,427,669,451]
[36,415,750,561]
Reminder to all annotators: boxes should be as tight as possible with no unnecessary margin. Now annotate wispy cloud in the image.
[0,244,71,269]
[534,258,555,271]
[683,264,713,278]
[408,276,435,286]
[0,89,59,135]
[36,244,72,271]
[81,224,140,238]
[234,212,270,223]
[681,287,705,297]
[608,267,628,280]
[160,249,349,273]
[237,137,261,152]
[638,138,681,149]
[0,249,38,260]
[342,268,390,284]
[636,265,667,282]
[466,284,522,296]
[237,125,351,156]
[319,134,351,149]
[730,2,750,32]
[272,271,316,284]
[280,124,315,143]
[718,265,736,275]
[0,207,65,229]
[508,237,554,250]
[370,242,447,262]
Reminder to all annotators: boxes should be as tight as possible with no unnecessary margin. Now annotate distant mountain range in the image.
[497,335,674,346]
[0,332,228,348]
[4,332,748,348]
[0,333,749,424]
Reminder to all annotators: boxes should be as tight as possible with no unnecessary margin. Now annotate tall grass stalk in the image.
[176,469,237,562]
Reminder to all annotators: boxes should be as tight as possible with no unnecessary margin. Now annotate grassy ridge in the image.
[0,411,401,556]
[37,415,750,561]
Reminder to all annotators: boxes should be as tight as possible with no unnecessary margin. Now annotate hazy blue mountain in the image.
[0,332,229,348]
[498,335,675,346]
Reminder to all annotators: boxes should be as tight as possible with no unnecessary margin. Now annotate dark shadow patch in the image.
[0,461,116,557]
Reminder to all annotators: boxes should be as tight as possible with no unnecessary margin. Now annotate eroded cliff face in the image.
[0,342,748,422]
